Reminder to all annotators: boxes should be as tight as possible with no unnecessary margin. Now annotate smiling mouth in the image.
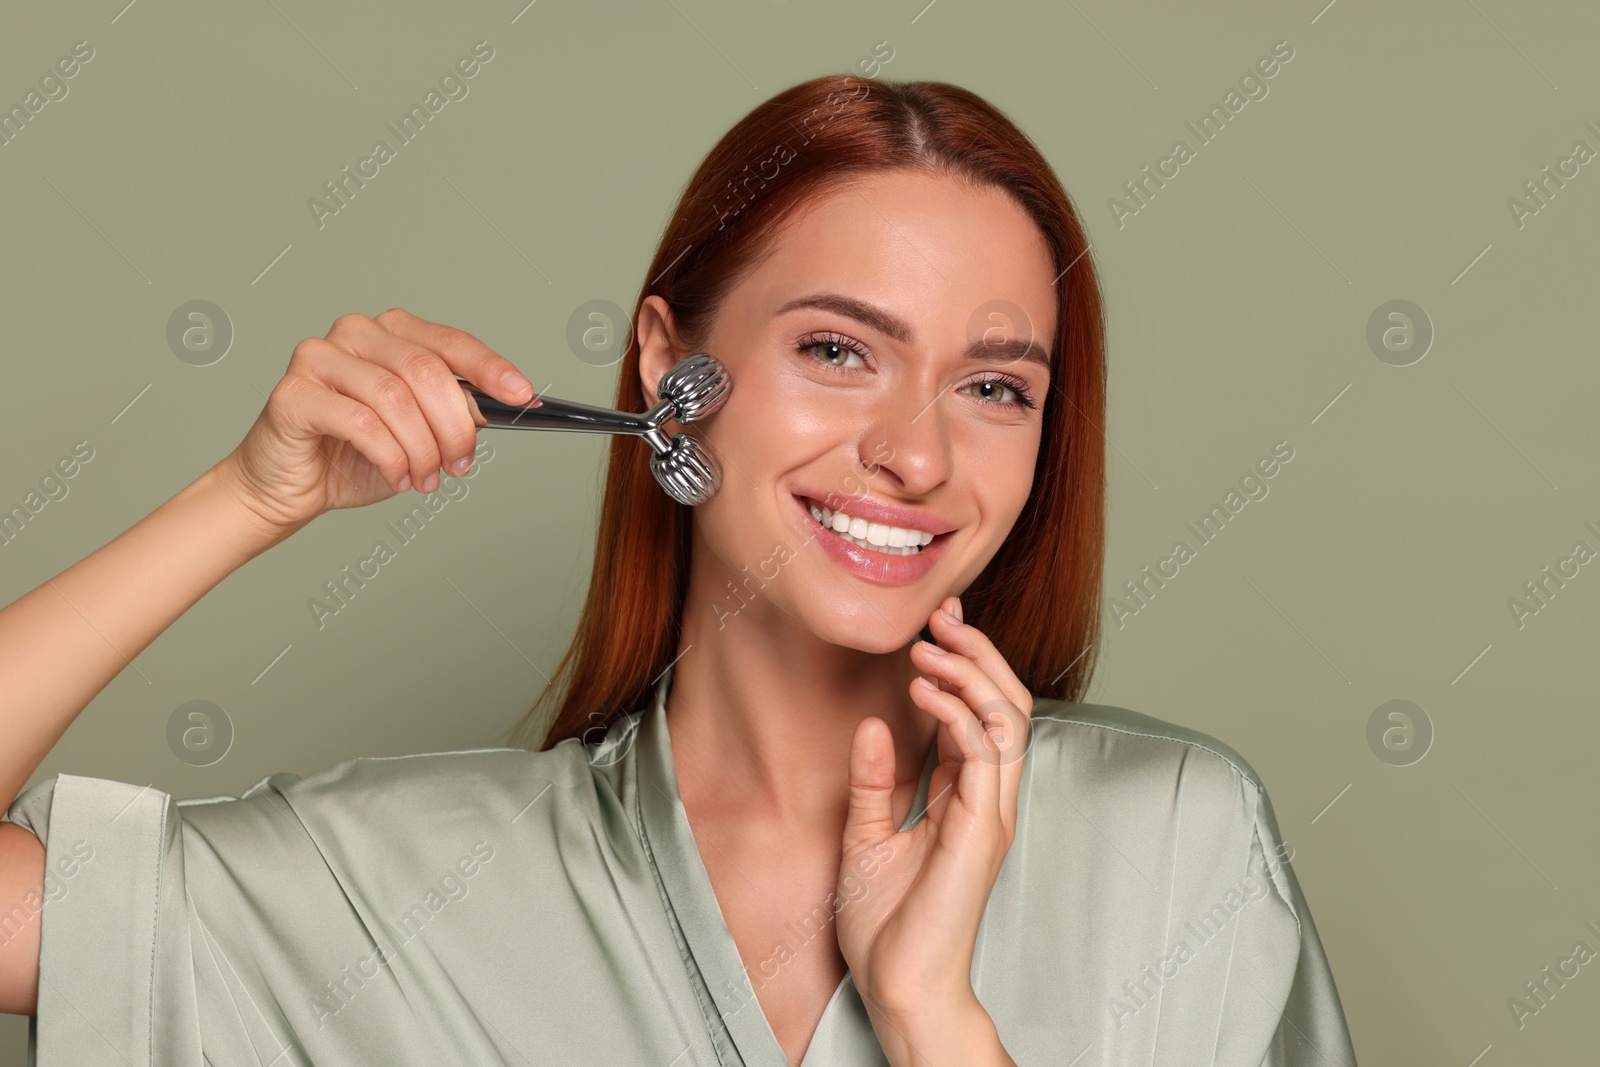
[797,496,950,557]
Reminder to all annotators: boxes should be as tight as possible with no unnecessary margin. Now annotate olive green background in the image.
[3,0,1597,1061]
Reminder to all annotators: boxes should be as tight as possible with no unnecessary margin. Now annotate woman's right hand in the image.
[223,308,540,534]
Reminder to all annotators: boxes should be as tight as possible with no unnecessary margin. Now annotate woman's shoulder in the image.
[227,738,592,798]
[1021,697,1301,921]
[4,712,651,850]
[184,725,641,825]
[1026,695,1273,810]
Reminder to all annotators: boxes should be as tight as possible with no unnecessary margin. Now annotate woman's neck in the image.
[667,580,938,830]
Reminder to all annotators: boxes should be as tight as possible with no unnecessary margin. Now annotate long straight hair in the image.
[501,74,1107,752]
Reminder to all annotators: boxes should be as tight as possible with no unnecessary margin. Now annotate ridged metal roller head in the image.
[651,433,721,507]
[455,351,732,505]
[658,353,731,424]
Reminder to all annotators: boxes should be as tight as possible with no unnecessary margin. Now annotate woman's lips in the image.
[790,493,952,587]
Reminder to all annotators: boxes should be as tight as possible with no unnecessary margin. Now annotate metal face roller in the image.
[454,352,731,506]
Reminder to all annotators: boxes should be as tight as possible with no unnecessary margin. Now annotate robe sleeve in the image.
[3,773,205,1067]
[1215,775,1360,1067]
[1,766,395,1067]
[3,753,544,1067]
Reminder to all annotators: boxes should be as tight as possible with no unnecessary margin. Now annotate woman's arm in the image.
[0,454,285,1017]
[0,822,46,1015]
[0,307,535,812]
[0,455,291,812]
[0,308,535,1017]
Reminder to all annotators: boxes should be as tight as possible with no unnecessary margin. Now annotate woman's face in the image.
[640,168,1058,654]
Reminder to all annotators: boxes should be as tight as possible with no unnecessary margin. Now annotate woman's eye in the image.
[963,380,1015,405]
[797,336,868,369]
[962,377,1038,410]
[796,335,1038,411]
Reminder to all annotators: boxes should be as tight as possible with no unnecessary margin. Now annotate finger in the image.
[372,308,539,407]
[276,373,412,492]
[333,315,487,483]
[842,716,899,858]
[301,335,453,491]
[908,675,1000,821]
[911,638,1029,837]
[911,641,1027,770]
[927,599,1033,718]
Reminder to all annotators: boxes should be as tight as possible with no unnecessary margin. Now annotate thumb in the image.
[842,716,898,858]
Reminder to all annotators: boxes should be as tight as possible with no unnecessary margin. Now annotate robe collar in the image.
[634,661,939,1067]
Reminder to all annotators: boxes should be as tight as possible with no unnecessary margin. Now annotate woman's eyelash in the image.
[794,332,1040,411]
[796,331,869,366]
[971,373,1038,410]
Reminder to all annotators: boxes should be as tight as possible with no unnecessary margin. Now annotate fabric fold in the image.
[1,689,1358,1066]
[5,774,203,1067]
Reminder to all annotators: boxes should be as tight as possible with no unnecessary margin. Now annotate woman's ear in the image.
[635,295,685,409]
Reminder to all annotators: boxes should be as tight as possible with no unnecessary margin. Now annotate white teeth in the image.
[804,499,937,557]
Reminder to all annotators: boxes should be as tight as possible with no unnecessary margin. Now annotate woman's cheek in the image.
[770,378,873,442]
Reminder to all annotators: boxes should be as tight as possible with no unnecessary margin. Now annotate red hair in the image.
[501,74,1107,752]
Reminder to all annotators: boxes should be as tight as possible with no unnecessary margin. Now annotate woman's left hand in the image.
[836,594,1032,1060]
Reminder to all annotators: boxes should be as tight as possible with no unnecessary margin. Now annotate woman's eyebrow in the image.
[774,290,1052,371]
[777,291,914,343]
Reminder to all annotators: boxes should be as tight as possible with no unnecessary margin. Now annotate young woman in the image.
[0,75,1358,1066]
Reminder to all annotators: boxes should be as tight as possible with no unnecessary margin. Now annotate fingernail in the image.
[422,471,440,493]
[397,474,412,492]
[949,596,964,623]
[919,640,947,655]
[452,456,472,475]
[502,370,533,398]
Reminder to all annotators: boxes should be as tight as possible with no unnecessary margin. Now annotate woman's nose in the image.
[859,387,955,495]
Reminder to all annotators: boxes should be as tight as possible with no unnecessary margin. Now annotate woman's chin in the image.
[806,612,923,656]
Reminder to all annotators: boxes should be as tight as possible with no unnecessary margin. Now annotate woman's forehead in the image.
[732,173,1058,341]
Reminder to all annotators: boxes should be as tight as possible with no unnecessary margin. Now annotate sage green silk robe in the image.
[3,662,1358,1065]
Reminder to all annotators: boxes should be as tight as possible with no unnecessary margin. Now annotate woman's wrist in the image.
[869,991,1014,1067]
[202,451,316,555]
